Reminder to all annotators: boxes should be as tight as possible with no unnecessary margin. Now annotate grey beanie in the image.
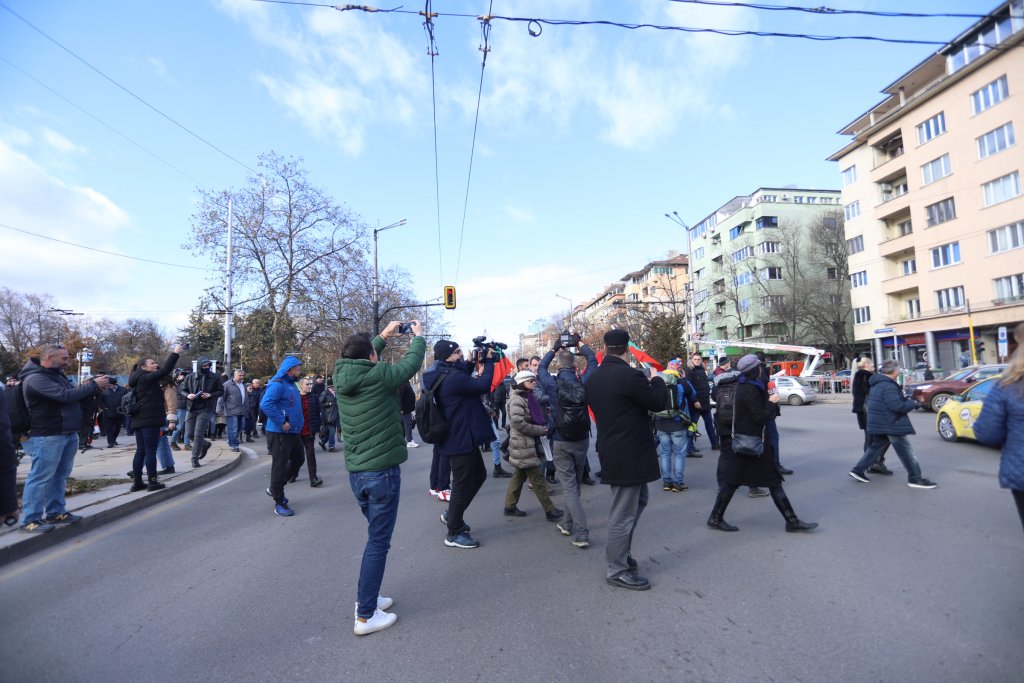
[736,354,760,373]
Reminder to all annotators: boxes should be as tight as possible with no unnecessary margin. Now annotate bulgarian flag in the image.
[594,342,664,372]
[490,353,514,393]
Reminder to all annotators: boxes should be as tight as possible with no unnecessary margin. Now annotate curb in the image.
[0,448,246,568]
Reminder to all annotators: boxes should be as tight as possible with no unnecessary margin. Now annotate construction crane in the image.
[698,339,827,377]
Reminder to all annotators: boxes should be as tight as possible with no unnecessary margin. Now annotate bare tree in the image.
[804,210,857,362]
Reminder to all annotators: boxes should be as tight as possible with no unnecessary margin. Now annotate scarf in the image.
[526,391,545,426]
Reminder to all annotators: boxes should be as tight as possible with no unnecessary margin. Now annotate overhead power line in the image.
[0,0,257,175]
[664,0,991,20]
[0,222,213,271]
[423,0,445,289]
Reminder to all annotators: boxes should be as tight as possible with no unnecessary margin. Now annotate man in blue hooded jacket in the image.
[260,356,305,516]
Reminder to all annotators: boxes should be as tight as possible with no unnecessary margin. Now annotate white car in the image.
[772,376,816,406]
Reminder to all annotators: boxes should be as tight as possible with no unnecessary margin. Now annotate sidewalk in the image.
[1,437,246,567]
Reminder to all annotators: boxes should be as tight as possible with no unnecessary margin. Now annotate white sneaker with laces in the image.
[353,608,397,636]
[437,489,451,501]
[429,489,438,497]
[407,441,419,448]
[353,596,394,617]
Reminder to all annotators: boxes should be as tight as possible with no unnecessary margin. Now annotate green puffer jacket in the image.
[506,390,547,469]
[333,335,425,473]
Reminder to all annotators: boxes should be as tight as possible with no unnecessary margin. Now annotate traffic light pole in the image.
[967,299,978,365]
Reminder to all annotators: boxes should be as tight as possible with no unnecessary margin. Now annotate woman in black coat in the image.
[707,354,817,533]
[851,357,891,475]
[126,344,183,491]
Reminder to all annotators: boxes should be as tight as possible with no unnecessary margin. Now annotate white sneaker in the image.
[429,489,438,497]
[437,489,451,502]
[407,441,419,448]
[353,608,397,636]
[353,596,394,617]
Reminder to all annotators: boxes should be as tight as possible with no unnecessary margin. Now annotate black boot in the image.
[191,457,201,468]
[493,464,512,478]
[771,488,818,532]
[129,473,147,492]
[707,486,739,531]
[147,475,166,492]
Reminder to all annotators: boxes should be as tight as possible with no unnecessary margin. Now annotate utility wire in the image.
[0,0,257,175]
[0,56,207,188]
[423,1,445,289]
[0,223,214,271]
[664,0,991,20]
[454,3,493,284]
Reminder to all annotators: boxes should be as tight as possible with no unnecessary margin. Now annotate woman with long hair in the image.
[851,356,891,475]
[127,344,183,492]
[707,354,817,533]
[972,322,1024,534]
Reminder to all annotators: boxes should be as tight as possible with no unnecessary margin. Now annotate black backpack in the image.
[554,375,590,441]
[6,384,30,435]
[713,379,739,435]
[119,388,143,417]
[415,372,452,445]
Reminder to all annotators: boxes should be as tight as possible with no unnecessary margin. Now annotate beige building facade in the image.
[829,0,1024,371]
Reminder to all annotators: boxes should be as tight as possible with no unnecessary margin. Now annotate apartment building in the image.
[829,0,1024,370]
[686,186,843,343]
[620,254,690,311]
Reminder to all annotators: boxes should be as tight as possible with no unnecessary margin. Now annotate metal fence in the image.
[802,377,851,395]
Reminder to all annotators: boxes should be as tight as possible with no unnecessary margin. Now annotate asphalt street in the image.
[0,403,1021,683]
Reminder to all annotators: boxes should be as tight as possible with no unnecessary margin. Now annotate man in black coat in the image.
[179,357,223,468]
[685,352,719,454]
[97,379,127,447]
[586,329,667,591]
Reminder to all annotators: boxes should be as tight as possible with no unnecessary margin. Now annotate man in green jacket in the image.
[333,320,426,636]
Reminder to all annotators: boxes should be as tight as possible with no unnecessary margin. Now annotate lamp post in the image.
[663,211,698,352]
[555,293,574,329]
[373,219,407,335]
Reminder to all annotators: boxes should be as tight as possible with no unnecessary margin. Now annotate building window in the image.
[971,75,1009,115]
[759,241,780,254]
[733,272,752,287]
[936,285,966,312]
[988,220,1024,254]
[898,219,913,236]
[978,123,1015,159]
[823,216,838,228]
[925,197,956,226]
[843,201,861,222]
[694,267,705,280]
[916,112,946,145]
[827,267,838,280]
[759,267,783,280]
[732,246,755,262]
[853,306,871,325]
[761,295,784,308]
[931,242,962,268]
[760,194,777,203]
[847,235,865,255]
[907,298,921,319]
[793,196,804,204]
[729,226,744,240]
[755,216,778,229]
[850,270,868,288]
[739,298,751,311]
[693,246,705,260]
[901,257,917,275]
[995,273,1024,301]
[921,154,952,185]
[806,196,817,204]
[694,289,709,303]
[983,171,1022,207]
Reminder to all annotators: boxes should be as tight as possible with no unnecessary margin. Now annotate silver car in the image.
[772,376,816,406]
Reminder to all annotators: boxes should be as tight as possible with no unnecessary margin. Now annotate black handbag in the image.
[731,393,764,457]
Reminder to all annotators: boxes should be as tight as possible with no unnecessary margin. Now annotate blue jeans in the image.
[20,433,78,523]
[133,425,161,476]
[657,429,689,485]
[226,415,242,449]
[172,408,191,446]
[156,434,175,468]
[322,426,336,448]
[690,408,719,451]
[349,464,401,619]
[490,424,501,466]
[854,434,924,482]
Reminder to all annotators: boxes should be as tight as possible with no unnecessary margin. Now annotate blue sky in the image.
[0,0,983,350]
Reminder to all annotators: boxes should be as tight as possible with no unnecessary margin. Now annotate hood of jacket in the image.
[333,357,377,397]
[272,356,303,383]
[714,370,740,386]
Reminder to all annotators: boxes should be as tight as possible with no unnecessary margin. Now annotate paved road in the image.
[1,404,1020,682]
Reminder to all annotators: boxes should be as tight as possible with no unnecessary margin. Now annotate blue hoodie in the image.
[259,356,304,434]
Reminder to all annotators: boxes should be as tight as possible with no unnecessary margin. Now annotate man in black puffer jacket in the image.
[849,359,937,489]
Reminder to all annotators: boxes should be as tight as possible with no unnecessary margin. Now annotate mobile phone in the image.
[398,322,413,335]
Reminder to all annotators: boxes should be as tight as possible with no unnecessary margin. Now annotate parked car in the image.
[935,377,1000,443]
[772,375,816,406]
[906,364,1007,411]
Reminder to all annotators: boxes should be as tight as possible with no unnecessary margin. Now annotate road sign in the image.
[874,327,895,335]
[998,326,1007,341]
[999,340,1009,358]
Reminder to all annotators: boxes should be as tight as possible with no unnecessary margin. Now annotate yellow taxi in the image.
[935,377,1000,442]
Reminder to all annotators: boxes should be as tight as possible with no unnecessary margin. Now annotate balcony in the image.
[882,275,918,296]
[878,232,915,257]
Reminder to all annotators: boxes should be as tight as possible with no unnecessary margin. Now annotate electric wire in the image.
[423,1,445,289]
[0,1,257,175]
[453,3,493,284]
[0,56,207,189]
[0,223,214,271]
[664,0,991,20]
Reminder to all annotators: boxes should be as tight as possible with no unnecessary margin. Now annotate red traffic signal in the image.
[444,285,456,309]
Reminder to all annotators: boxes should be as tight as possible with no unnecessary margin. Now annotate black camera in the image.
[557,329,581,350]
[398,322,414,335]
[468,335,507,364]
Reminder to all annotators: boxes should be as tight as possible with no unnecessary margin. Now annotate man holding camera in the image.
[422,338,496,549]
[333,321,425,635]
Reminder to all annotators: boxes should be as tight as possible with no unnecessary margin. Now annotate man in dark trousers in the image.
[97,378,127,447]
[686,352,719,455]
[587,329,667,590]
[179,357,223,468]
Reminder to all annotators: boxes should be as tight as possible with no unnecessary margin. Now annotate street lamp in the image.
[555,293,574,329]
[373,219,407,335]
[663,212,698,352]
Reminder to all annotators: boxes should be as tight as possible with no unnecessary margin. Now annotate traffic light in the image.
[443,285,456,309]
[975,339,986,358]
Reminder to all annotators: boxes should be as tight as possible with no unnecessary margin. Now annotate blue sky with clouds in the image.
[0,0,982,349]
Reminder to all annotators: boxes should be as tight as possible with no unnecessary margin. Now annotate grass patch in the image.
[16,477,131,500]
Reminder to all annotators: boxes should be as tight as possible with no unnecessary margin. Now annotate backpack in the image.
[554,374,590,441]
[7,384,30,435]
[415,371,452,445]
[119,388,143,417]
[653,373,681,419]
[713,379,739,435]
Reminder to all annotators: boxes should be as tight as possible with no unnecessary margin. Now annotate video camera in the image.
[555,329,581,350]
[469,335,507,364]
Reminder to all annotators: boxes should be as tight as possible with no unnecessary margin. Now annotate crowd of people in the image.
[2,321,1022,639]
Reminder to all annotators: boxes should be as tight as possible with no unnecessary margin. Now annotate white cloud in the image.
[504,205,535,223]
[40,128,85,155]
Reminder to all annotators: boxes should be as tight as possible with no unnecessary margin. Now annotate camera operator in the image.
[422,338,497,549]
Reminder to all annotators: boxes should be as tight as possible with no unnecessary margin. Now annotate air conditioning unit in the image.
[880,183,893,192]
[781,194,789,201]
[778,336,790,343]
